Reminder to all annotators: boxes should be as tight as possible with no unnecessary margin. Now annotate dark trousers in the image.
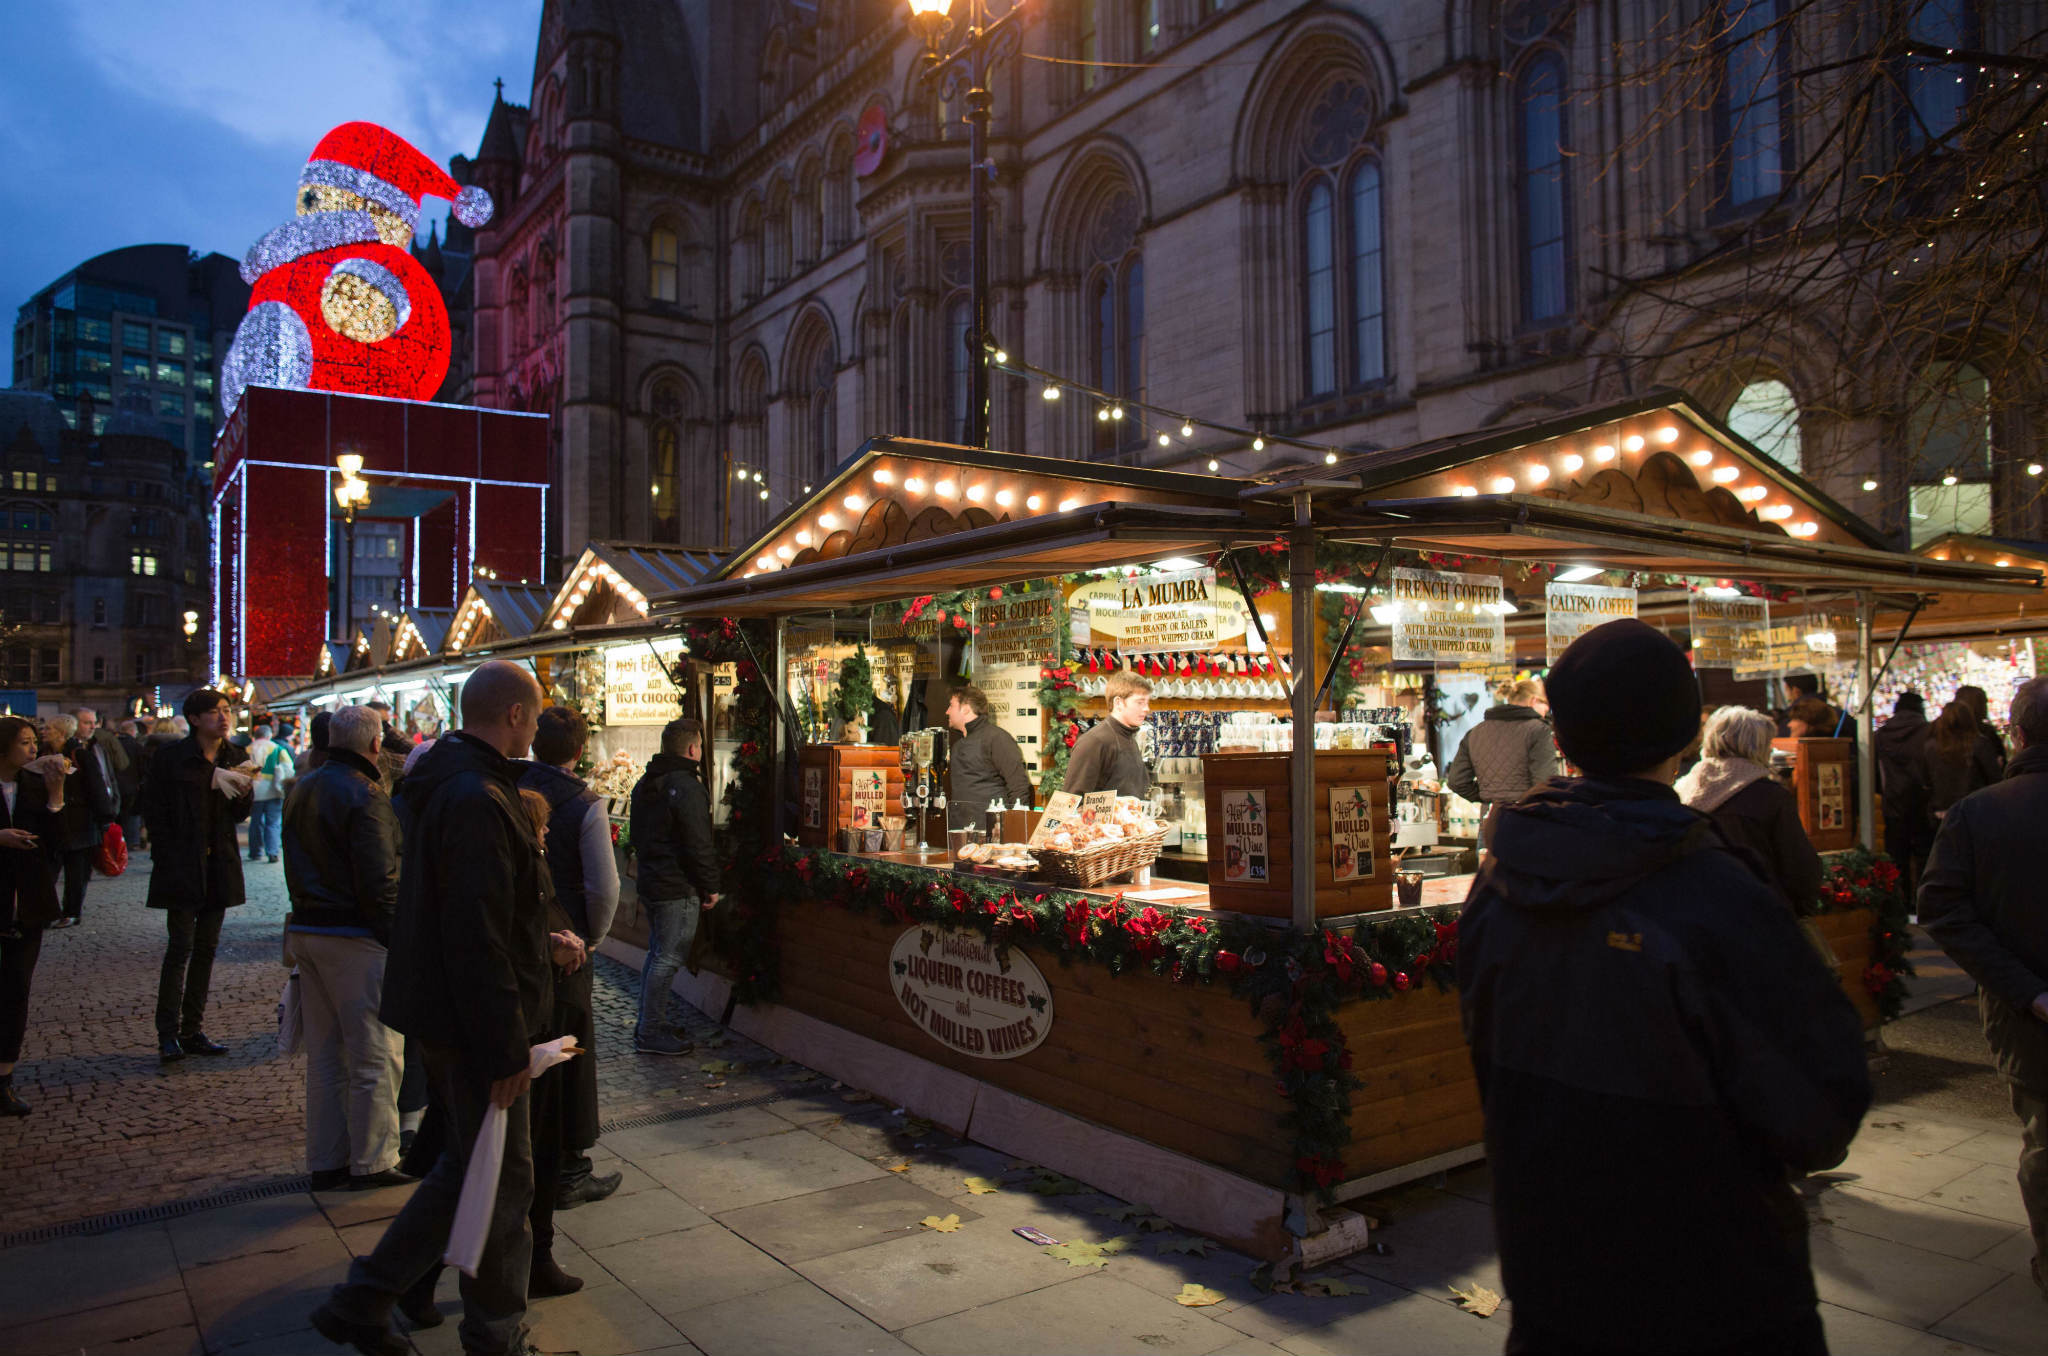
[1508,1309,1827,1356]
[398,1034,429,1118]
[328,1043,532,1355]
[1982,990,2048,1272]
[1,924,45,1063]
[155,906,225,1041]
[60,847,93,922]
[529,1058,566,1255]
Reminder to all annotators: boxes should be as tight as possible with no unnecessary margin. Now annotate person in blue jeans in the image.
[245,723,293,862]
[627,717,720,1055]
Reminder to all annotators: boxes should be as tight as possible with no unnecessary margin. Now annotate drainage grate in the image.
[0,1174,313,1251]
[0,1090,799,1252]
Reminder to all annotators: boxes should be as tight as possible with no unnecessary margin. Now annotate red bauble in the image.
[1392,971,1411,992]
[1369,962,1387,986]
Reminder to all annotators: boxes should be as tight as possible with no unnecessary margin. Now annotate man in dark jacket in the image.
[49,712,118,929]
[944,684,1033,829]
[1876,692,1933,898]
[1920,675,2048,1302]
[312,661,552,1356]
[1445,678,1559,847]
[1063,670,1151,799]
[142,690,252,1062]
[1460,619,1871,1354]
[282,703,406,1191]
[115,718,146,855]
[628,716,720,1055]
[519,705,622,1210]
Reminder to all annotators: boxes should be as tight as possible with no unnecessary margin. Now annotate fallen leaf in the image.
[1175,1284,1227,1308]
[888,1162,912,1173]
[1043,1241,1109,1268]
[701,1080,725,1090]
[1096,1234,1139,1256]
[1096,1203,1149,1222]
[1155,1236,1214,1257]
[919,1214,962,1233]
[1299,1277,1370,1297]
[1449,1283,1502,1318]
[1135,1214,1174,1232]
[786,1070,820,1084]
[1248,1262,1278,1294]
[963,1177,1002,1195]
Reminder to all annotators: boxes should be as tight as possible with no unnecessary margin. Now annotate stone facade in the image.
[452,0,2045,569]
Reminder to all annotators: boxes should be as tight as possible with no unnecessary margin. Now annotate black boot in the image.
[396,1264,444,1330]
[555,1169,622,1211]
[0,1072,27,1116]
[529,1248,584,1298]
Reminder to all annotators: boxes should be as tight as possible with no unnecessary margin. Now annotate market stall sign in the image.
[1329,785,1375,882]
[1816,762,1847,832]
[801,764,825,830]
[1066,571,1250,650]
[1390,567,1507,665]
[1544,582,1638,664]
[890,926,1052,1060]
[1733,613,1836,678]
[1028,790,1082,848]
[1220,788,1270,882]
[1688,595,1770,670]
[603,637,686,726]
[849,768,887,829]
[974,593,1061,667]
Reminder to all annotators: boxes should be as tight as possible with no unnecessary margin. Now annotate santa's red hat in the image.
[299,121,493,234]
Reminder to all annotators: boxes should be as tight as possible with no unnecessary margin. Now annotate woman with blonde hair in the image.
[1676,706,1821,913]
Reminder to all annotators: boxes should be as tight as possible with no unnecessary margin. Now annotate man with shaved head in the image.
[314,660,555,1355]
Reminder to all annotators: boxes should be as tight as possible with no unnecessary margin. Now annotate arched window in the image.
[794,162,823,267]
[732,354,771,545]
[649,223,679,303]
[1904,0,1975,149]
[810,346,837,481]
[650,380,683,541]
[1719,0,1788,206]
[1516,53,1571,325]
[945,292,972,445]
[1906,360,1994,545]
[1726,378,1802,471]
[1296,81,1387,401]
[892,304,915,435]
[825,131,856,246]
[1089,254,1143,456]
[765,182,792,286]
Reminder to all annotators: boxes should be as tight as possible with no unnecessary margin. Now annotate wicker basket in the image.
[1034,830,1167,889]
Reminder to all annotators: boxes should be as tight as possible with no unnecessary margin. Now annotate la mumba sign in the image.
[890,927,1053,1059]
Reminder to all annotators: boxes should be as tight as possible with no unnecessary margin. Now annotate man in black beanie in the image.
[1459,619,1870,1355]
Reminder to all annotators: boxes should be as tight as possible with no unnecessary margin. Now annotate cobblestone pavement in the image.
[0,843,754,1237]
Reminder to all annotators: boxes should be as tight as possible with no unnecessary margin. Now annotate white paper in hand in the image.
[443,1038,582,1277]
[212,767,254,799]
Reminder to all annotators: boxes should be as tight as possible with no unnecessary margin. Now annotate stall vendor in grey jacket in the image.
[945,685,1033,829]
[1063,670,1152,800]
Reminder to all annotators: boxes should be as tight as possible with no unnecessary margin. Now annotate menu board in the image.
[1689,594,1770,669]
[1545,582,1638,664]
[801,765,825,829]
[603,636,687,725]
[849,768,887,830]
[1028,791,1082,849]
[1220,789,1270,882]
[974,593,1060,667]
[1065,569,1244,653]
[977,663,1043,774]
[1329,785,1375,882]
[1390,567,1507,665]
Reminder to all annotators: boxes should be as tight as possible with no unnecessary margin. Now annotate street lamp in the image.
[333,455,371,641]
[908,0,1024,450]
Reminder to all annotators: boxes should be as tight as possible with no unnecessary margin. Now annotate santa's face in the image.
[298,183,411,248]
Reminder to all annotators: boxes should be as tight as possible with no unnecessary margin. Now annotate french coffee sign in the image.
[890,927,1052,1060]
[1545,582,1638,664]
[1390,567,1506,665]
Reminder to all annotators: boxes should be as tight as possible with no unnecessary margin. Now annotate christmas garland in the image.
[1814,848,1914,1023]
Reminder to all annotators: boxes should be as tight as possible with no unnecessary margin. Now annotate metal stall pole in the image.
[1855,592,1876,852]
[1288,491,1316,930]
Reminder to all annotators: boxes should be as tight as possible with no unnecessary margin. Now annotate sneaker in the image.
[635,1028,693,1056]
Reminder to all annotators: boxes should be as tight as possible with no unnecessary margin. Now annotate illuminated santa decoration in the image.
[220,122,493,417]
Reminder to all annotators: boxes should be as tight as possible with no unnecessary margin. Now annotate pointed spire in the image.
[424,221,445,276]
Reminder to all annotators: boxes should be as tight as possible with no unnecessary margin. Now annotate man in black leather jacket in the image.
[281,703,405,1191]
[627,716,720,1055]
[313,661,552,1356]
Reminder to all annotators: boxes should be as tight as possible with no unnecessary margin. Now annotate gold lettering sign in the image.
[889,927,1053,1060]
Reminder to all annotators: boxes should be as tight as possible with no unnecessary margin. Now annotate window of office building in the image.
[159,330,187,357]
[156,361,185,386]
[37,649,58,683]
[121,321,150,351]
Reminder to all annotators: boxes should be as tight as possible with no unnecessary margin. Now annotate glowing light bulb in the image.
[1058,497,1081,512]
[873,468,895,485]
[1098,407,1110,422]
[1941,473,1958,486]
[1454,485,1478,497]
[1711,466,1740,483]
[735,468,748,481]
[1689,450,1714,467]
[904,477,925,494]
[2029,463,2043,476]
[1737,485,1767,502]
[1658,426,1679,443]
[795,530,811,546]
[1325,451,1339,465]
[1025,494,1043,511]
[1623,434,1645,452]
[819,512,839,529]
[776,545,794,560]
[992,349,1008,364]
[1110,406,1125,421]
[1794,521,1818,536]
[1759,504,1794,520]
[994,489,1014,508]
[1862,479,1878,491]
[844,493,866,510]
[1562,453,1583,472]
[1160,434,1172,447]
[1252,436,1265,451]
[1593,444,1616,462]
[758,488,768,500]
[965,483,985,501]
[1489,476,1516,494]
[1526,465,1550,484]
[935,480,957,498]
[1042,385,1061,401]
[1206,459,1219,472]
[1181,423,1194,438]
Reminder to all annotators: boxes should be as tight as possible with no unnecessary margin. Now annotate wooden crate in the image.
[1787,738,1856,852]
[1201,751,1393,918]
[796,744,906,848]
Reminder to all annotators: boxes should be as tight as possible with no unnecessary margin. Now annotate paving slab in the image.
[1970,1225,2038,1275]
[1855,1115,1995,1157]
[795,1214,1078,1330]
[810,1110,916,1161]
[638,1129,888,1215]
[1944,1131,2026,1169]
[1922,1162,2034,1228]
[1209,1275,1414,1346]
[598,1106,795,1161]
[1930,1272,2048,1356]
[313,1178,420,1229]
[1079,1239,1269,1317]
[1205,1340,1292,1356]
[0,1289,192,1356]
[898,1271,1240,1356]
[557,1186,716,1253]
[212,1322,366,1355]
[1270,1289,1503,1356]
[588,1222,792,1317]
[672,1277,917,1356]
[182,1233,354,1351]
[0,1224,183,1327]
[764,1090,871,1127]
[713,1175,978,1265]
[1830,1138,1986,1200]
[1816,1302,1998,1354]
[524,1278,691,1356]
[167,1193,335,1269]
[1816,1183,2028,1263]
[1808,1223,2009,1329]
[1341,1190,1504,1298]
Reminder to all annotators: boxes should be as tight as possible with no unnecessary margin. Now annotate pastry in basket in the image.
[1050,830,1075,851]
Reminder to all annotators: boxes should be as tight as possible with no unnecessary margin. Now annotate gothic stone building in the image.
[453,0,2045,571]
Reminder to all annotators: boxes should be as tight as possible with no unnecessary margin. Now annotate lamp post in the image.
[333,454,370,641]
[908,0,1024,451]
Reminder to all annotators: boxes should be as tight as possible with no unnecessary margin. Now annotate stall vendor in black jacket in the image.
[1460,620,1869,1355]
[945,685,1032,828]
[1063,670,1151,800]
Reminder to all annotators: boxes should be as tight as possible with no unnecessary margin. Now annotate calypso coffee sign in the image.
[889,926,1052,1060]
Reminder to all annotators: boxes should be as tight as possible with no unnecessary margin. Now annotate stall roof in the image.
[447,581,555,657]
[537,542,719,636]
[391,607,453,662]
[1872,534,2048,640]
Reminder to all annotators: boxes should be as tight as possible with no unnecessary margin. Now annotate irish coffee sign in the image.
[890,927,1052,1060]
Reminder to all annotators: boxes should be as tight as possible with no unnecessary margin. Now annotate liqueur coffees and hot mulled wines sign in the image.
[890,927,1052,1060]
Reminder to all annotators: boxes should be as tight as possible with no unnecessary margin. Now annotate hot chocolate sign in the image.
[890,927,1052,1059]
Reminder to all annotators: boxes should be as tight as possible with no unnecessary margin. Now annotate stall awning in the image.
[1873,534,2048,639]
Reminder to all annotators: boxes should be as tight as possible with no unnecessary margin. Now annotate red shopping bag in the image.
[95,822,128,877]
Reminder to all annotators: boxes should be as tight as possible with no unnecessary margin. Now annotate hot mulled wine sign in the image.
[890,927,1052,1060]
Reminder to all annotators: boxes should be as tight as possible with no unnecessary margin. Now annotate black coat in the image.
[0,772,64,929]
[1458,776,1870,1351]
[379,732,553,1082]
[1702,775,1823,916]
[1875,710,1933,838]
[57,736,118,851]
[114,733,144,809]
[947,716,1033,829]
[1923,731,2004,815]
[1921,742,2048,1023]
[141,736,252,911]
[629,753,720,902]
[280,748,401,944]
[1062,717,1149,799]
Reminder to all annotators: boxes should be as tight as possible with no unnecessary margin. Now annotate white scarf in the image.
[1675,756,1769,813]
